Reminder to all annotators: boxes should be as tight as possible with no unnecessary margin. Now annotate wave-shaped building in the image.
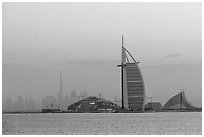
[118,36,145,111]
[162,91,197,110]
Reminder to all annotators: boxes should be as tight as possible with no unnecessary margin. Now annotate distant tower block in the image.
[118,35,145,111]
[57,69,64,109]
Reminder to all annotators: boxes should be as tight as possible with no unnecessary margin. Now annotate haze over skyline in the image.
[2,2,202,108]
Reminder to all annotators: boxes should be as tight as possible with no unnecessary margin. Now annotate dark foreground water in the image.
[2,112,202,135]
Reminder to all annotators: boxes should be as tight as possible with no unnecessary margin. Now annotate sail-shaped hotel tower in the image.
[118,36,145,111]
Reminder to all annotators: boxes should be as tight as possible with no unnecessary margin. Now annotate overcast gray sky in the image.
[3,2,201,66]
[2,2,202,108]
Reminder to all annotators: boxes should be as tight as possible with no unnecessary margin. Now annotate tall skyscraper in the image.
[70,91,77,104]
[80,92,88,100]
[42,95,57,108]
[118,36,145,111]
[25,98,29,111]
[57,69,64,109]
[3,98,12,112]
[17,95,24,111]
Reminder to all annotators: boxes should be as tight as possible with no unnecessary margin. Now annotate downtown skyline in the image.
[2,2,201,108]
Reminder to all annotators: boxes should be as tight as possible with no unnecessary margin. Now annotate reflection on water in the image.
[2,112,202,135]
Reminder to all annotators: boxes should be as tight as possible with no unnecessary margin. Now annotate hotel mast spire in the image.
[121,35,124,109]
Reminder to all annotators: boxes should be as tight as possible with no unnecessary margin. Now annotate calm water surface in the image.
[2,112,202,135]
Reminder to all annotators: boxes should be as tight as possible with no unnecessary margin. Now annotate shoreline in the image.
[2,110,202,114]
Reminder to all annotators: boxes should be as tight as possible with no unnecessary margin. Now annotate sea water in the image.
[2,112,202,135]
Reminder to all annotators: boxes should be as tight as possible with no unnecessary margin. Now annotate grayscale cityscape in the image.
[2,2,202,135]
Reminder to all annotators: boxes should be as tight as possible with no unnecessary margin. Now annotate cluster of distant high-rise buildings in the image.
[2,69,89,112]
[41,70,89,110]
[2,91,89,112]
[42,91,88,110]
[3,96,36,112]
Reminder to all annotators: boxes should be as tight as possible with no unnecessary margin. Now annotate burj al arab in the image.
[118,36,145,111]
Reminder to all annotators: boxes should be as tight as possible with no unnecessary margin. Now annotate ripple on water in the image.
[2,112,202,135]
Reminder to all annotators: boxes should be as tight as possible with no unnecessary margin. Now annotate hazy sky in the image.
[2,2,202,108]
[3,2,201,66]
